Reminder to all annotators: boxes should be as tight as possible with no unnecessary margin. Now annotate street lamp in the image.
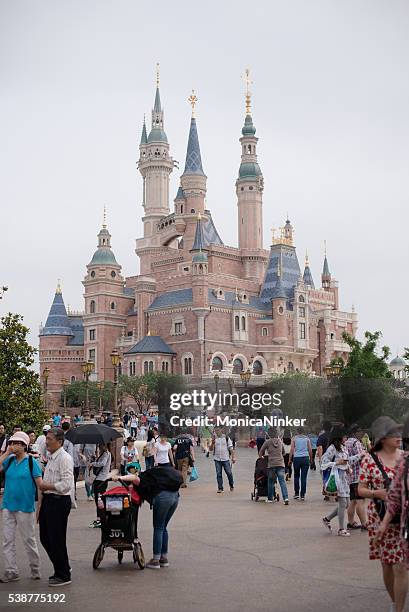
[61,377,68,412]
[324,364,342,378]
[110,350,121,427]
[82,361,93,421]
[97,381,105,418]
[240,368,252,388]
[42,367,50,412]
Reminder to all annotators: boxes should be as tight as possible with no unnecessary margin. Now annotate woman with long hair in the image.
[358,416,406,612]
[321,427,361,537]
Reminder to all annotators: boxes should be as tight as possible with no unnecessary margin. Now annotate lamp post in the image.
[97,381,105,419]
[110,350,121,427]
[42,368,50,412]
[61,377,68,413]
[82,361,93,421]
[324,364,342,378]
[240,368,252,388]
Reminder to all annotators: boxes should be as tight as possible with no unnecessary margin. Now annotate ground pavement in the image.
[0,448,389,612]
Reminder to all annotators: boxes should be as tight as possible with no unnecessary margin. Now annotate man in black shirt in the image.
[173,433,195,488]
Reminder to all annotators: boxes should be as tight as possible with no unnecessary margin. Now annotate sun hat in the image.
[372,416,403,447]
[9,431,30,447]
[43,424,51,432]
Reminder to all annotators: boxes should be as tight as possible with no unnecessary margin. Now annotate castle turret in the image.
[236,70,263,253]
[303,252,315,288]
[83,213,132,381]
[321,243,339,309]
[137,65,175,274]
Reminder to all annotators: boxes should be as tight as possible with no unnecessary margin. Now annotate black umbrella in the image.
[65,423,122,445]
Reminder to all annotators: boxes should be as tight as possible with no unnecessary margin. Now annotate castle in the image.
[39,69,358,411]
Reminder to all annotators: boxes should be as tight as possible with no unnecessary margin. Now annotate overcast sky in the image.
[1,0,408,365]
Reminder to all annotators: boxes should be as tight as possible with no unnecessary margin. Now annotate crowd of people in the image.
[2,413,409,611]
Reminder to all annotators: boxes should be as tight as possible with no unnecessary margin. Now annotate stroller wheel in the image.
[133,541,145,569]
[118,550,123,564]
[92,543,105,569]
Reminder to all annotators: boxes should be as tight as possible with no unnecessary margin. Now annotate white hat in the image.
[9,431,30,447]
[43,424,51,432]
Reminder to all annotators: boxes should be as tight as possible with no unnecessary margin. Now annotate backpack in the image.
[4,455,39,502]
[137,465,183,506]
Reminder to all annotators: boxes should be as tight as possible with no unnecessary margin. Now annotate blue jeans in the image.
[267,467,288,501]
[214,460,234,490]
[145,456,154,470]
[293,456,310,497]
[152,490,179,559]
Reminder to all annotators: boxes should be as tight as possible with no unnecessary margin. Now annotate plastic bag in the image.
[324,466,338,494]
[190,466,199,482]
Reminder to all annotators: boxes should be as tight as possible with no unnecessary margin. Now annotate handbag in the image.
[370,452,400,525]
[324,466,338,495]
[190,466,199,482]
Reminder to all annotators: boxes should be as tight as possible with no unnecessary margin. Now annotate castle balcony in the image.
[115,334,138,349]
[325,339,351,354]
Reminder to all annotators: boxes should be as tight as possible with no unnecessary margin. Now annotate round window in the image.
[278,306,284,314]
[90,271,96,278]
[111,271,116,278]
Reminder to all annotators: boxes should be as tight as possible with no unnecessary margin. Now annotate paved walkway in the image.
[0,448,388,611]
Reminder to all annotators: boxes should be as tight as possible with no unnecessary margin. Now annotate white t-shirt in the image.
[155,440,171,464]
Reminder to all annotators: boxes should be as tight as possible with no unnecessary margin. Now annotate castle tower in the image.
[236,70,264,253]
[83,214,131,381]
[321,243,339,309]
[137,65,175,274]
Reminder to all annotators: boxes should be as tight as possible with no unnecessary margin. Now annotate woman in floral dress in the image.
[358,416,406,612]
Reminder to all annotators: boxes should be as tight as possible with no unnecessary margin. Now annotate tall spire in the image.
[191,212,206,251]
[182,91,205,176]
[154,62,161,112]
[148,63,167,143]
[322,241,330,276]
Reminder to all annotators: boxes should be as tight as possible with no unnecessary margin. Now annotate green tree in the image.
[0,313,47,432]
[64,380,114,412]
[339,331,392,378]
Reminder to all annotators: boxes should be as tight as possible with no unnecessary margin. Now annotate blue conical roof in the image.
[192,216,205,251]
[182,118,205,176]
[303,265,315,288]
[154,87,161,112]
[271,276,287,299]
[322,256,330,276]
[41,289,73,337]
[259,246,302,304]
[140,119,148,145]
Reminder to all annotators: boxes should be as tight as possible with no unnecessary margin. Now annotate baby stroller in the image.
[92,478,145,570]
[251,456,279,502]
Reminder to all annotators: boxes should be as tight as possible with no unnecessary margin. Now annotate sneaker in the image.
[30,574,41,580]
[337,529,351,537]
[146,559,161,569]
[230,486,234,492]
[87,496,94,502]
[48,577,72,586]
[217,489,224,494]
[265,499,274,503]
[0,573,20,583]
[300,497,305,502]
[284,499,289,505]
[293,495,299,500]
[347,522,361,530]
[159,557,169,567]
[322,517,332,532]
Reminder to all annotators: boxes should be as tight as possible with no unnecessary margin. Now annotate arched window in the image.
[288,362,294,373]
[253,361,263,375]
[262,327,268,337]
[299,295,305,303]
[70,375,76,383]
[148,361,154,373]
[110,301,116,310]
[143,361,149,374]
[162,361,169,373]
[234,316,240,331]
[180,205,183,214]
[90,300,95,314]
[184,357,192,375]
[241,316,246,331]
[212,356,223,371]
[233,358,243,374]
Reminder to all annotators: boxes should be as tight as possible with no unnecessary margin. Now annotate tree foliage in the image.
[339,331,392,378]
[63,380,114,412]
[0,313,47,432]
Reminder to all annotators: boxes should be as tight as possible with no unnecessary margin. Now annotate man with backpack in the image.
[173,432,195,488]
[209,428,236,493]
[0,431,42,582]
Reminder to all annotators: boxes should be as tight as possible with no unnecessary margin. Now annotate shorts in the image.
[350,482,362,500]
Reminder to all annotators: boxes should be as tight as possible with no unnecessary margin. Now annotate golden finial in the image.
[103,204,107,228]
[188,89,198,118]
[56,279,62,294]
[156,62,160,87]
[242,68,253,115]
[305,251,309,267]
